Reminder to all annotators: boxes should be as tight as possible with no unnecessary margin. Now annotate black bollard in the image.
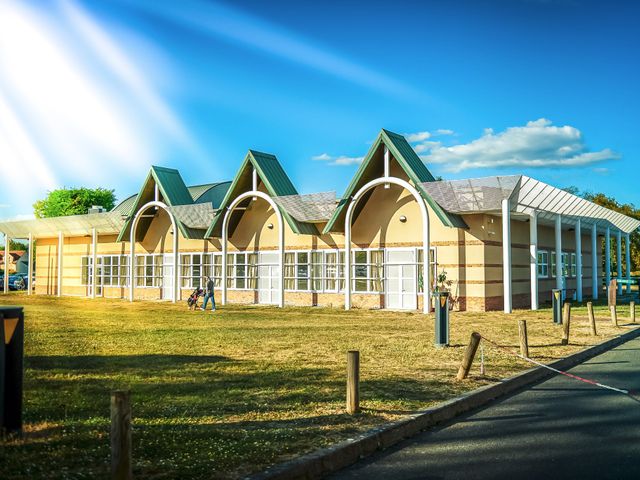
[434,291,450,347]
[0,306,24,435]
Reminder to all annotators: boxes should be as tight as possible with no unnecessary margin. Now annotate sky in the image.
[0,0,639,226]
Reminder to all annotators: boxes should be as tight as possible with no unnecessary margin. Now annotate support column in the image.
[91,228,97,299]
[221,210,228,306]
[345,208,352,310]
[57,231,63,297]
[27,233,33,296]
[576,219,582,302]
[605,226,611,287]
[591,224,598,300]
[3,233,9,294]
[616,229,622,295]
[555,215,562,291]
[626,233,631,294]
[502,199,512,313]
[530,212,538,310]
[173,228,179,304]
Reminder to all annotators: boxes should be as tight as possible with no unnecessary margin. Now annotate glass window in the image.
[369,250,384,292]
[537,251,549,278]
[284,253,296,290]
[311,252,323,291]
[296,252,309,290]
[324,252,337,291]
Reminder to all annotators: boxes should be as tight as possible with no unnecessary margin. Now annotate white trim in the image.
[344,176,430,314]
[616,229,622,294]
[605,226,611,287]
[626,233,632,293]
[3,232,9,293]
[592,223,598,300]
[555,215,562,291]
[57,231,63,297]
[502,198,512,313]
[222,191,285,308]
[129,201,179,303]
[27,232,33,296]
[91,227,97,299]
[529,212,538,310]
[576,219,582,302]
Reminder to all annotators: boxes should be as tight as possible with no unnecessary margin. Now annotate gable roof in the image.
[205,150,318,237]
[323,129,467,234]
[117,166,199,242]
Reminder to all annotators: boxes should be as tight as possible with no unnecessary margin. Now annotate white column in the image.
[616,229,622,295]
[129,227,135,302]
[555,215,562,291]
[91,228,97,299]
[591,224,598,300]
[221,209,228,306]
[605,226,611,287]
[27,233,33,296]
[626,233,631,293]
[57,231,63,297]
[345,205,352,310]
[529,212,538,310]
[173,229,179,304]
[575,219,582,302]
[3,233,9,294]
[502,199,512,313]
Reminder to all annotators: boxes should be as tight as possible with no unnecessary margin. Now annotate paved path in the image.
[332,335,640,480]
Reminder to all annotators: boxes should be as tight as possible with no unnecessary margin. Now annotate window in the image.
[352,250,383,293]
[135,254,162,287]
[296,252,309,290]
[537,251,549,278]
[81,255,129,287]
[311,251,323,291]
[570,253,577,277]
[550,251,573,278]
[417,248,437,293]
[224,252,257,289]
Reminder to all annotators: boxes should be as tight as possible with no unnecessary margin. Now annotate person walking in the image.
[201,276,216,312]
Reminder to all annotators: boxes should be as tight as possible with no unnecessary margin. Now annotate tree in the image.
[33,188,116,219]
[0,239,28,251]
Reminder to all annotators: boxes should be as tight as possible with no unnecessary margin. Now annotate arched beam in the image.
[129,201,179,303]
[221,191,285,308]
[344,177,431,314]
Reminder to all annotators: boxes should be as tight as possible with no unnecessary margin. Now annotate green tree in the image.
[0,239,28,251]
[581,191,640,275]
[33,188,116,219]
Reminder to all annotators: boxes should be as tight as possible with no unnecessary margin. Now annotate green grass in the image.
[0,294,637,479]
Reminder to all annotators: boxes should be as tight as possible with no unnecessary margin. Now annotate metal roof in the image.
[0,211,126,239]
[323,129,467,234]
[206,150,318,237]
[273,192,337,223]
[422,175,640,234]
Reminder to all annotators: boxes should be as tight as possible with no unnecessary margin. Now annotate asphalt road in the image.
[332,335,640,480]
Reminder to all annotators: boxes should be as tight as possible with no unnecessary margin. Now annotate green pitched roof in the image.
[323,129,467,234]
[206,150,317,237]
[117,166,196,242]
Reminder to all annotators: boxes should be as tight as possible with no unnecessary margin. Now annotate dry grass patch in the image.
[0,294,636,479]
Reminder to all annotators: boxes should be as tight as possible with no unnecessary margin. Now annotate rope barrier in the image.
[479,334,635,397]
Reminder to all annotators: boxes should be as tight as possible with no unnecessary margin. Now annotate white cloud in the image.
[405,131,431,143]
[413,119,619,173]
[311,153,363,166]
[435,129,455,136]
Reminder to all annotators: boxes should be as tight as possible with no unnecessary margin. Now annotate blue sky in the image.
[0,0,638,222]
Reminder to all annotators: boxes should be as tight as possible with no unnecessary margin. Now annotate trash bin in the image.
[433,291,449,347]
[552,289,562,325]
[0,306,24,434]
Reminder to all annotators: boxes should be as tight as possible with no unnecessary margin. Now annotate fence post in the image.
[457,332,481,380]
[610,305,618,327]
[518,320,529,358]
[587,301,597,336]
[346,351,360,414]
[111,390,132,480]
[631,301,636,323]
[561,302,571,346]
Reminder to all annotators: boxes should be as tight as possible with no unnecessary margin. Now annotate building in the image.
[1,129,638,312]
[0,250,26,274]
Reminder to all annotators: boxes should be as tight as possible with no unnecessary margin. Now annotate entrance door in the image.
[163,254,174,301]
[385,249,417,310]
[258,252,280,305]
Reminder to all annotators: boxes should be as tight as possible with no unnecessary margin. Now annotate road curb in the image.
[251,326,640,480]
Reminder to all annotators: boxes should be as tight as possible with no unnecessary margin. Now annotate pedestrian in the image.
[201,276,216,312]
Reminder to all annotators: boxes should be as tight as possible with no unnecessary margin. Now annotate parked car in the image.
[8,274,27,291]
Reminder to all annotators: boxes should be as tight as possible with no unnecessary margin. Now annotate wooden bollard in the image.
[457,332,481,380]
[587,301,597,336]
[518,319,529,358]
[561,302,571,346]
[111,390,132,480]
[346,351,360,414]
[631,301,636,323]
[610,305,618,327]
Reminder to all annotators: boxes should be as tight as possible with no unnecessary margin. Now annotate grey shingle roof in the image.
[273,192,337,223]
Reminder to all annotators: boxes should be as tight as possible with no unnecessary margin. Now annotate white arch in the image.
[221,191,285,308]
[345,177,431,314]
[129,201,179,303]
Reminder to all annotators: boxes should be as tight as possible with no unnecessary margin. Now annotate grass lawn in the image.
[0,294,637,479]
